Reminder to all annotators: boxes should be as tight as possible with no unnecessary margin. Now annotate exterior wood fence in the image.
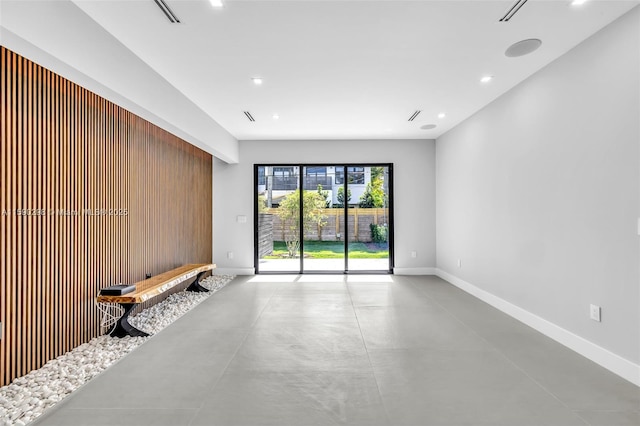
[259,208,389,252]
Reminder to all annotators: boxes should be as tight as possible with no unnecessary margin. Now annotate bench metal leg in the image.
[108,303,150,338]
[186,271,210,293]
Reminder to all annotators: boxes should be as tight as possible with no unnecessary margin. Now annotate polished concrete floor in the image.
[34,275,639,426]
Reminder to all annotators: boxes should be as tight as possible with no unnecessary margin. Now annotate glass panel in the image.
[257,166,301,272]
[302,166,345,272]
[347,166,390,271]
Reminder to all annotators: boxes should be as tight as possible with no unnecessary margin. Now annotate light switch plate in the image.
[237,215,247,223]
[590,304,601,322]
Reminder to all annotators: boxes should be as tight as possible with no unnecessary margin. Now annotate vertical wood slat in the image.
[0,46,213,387]
[1,46,7,384]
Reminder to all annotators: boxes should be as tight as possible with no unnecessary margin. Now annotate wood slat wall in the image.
[0,47,213,387]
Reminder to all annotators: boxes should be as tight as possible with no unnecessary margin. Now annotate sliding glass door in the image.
[302,166,345,273]
[255,164,393,274]
[347,166,391,271]
[256,166,301,272]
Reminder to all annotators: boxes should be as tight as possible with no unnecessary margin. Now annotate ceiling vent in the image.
[499,0,529,22]
[154,0,180,23]
[243,111,256,122]
[408,110,422,121]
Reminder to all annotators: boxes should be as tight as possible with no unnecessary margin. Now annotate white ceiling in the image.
[3,0,640,144]
[70,0,639,141]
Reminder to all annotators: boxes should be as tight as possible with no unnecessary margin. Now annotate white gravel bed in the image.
[0,275,234,426]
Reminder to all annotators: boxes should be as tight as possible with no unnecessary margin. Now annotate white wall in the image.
[214,139,435,275]
[436,6,640,378]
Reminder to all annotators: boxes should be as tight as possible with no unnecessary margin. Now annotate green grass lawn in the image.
[265,240,388,259]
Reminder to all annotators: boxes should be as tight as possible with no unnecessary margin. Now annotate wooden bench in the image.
[96,263,216,338]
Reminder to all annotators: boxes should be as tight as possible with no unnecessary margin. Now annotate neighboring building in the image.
[257,166,374,207]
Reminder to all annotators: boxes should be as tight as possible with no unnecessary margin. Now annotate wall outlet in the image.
[411,251,417,258]
[457,259,462,268]
[590,304,601,322]
[227,251,234,259]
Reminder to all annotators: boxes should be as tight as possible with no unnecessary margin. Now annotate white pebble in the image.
[0,275,233,424]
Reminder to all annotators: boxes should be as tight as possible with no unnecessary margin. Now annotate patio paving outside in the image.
[258,258,390,272]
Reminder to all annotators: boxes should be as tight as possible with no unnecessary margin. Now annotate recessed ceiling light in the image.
[505,39,542,57]
[272,114,279,120]
[437,113,446,119]
[480,75,494,83]
[209,0,224,7]
[420,124,437,130]
[252,77,263,85]
[571,0,587,5]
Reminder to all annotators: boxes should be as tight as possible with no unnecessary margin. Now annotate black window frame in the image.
[254,163,394,275]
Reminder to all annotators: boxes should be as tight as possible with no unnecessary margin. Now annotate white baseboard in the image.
[394,267,437,275]
[214,267,255,276]
[435,268,640,387]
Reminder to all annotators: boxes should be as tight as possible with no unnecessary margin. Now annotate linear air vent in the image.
[154,0,180,23]
[408,110,422,122]
[499,0,528,22]
[243,111,256,122]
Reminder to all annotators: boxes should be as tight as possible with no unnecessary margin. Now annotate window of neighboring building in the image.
[304,167,331,190]
[273,166,295,177]
[336,167,365,185]
[306,166,326,177]
[272,166,297,190]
